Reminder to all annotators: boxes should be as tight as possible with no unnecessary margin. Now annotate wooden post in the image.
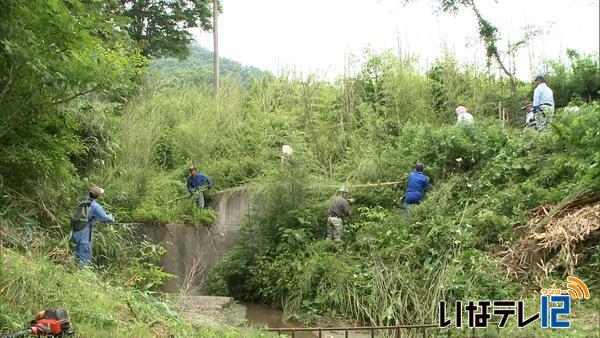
[498,102,502,124]
[212,0,219,91]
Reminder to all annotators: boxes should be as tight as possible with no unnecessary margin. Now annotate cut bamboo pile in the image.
[500,195,600,283]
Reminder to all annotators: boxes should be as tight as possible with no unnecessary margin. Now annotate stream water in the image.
[241,302,372,338]
[242,302,291,329]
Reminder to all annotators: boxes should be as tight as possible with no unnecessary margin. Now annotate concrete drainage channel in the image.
[135,189,297,330]
[135,189,378,336]
[136,189,251,292]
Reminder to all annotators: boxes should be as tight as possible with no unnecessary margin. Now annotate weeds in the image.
[2,45,598,336]
[180,256,208,297]
[205,102,599,327]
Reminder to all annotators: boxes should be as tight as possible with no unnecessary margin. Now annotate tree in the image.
[567,50,600,103]
[0,0,140,140]
[118,0,215,59]
[546,50,600,106]
[410,0,539,111]
[0,0,140,198]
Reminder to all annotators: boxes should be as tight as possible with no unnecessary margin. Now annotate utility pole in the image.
[395,28,401,60]
[213,0,219,91]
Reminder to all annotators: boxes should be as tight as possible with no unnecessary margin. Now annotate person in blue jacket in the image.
[72,186,114,265]
[403,163,429,209]
[187,165,212,208]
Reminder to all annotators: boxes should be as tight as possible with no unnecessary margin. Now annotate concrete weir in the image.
[137,189,250,292]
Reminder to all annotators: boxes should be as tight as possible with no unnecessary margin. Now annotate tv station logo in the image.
[438,276,590,329]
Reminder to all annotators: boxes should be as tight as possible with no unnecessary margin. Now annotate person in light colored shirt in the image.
[281,144,293,165]
[532,75,554,131]
[455,106,474,125]
[71,186,115,265]
[521,102,535,130]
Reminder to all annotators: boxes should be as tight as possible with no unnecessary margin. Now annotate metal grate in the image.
[267,324,439,338]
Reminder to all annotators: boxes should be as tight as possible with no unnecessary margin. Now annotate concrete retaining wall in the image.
[137,189,250,292]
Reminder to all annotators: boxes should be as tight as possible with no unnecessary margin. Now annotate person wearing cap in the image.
[71,186,115,265]
[187,166,212,208]
[327,186,351,241]
[521,102,535,129]
[532,75,554,131]
[455,106,474,125]
[403,163,429,209]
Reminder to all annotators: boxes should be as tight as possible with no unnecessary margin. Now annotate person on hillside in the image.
[281,144,293,165]
[403,163,429,209]
[71,186,115,266]
[522,102,536,130]
[327,186,351,241]
[187,165,212,209]
[532,75,555,131]
[455,106,474,125]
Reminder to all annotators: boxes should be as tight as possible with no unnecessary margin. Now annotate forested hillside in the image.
[150,44,263,85]
[1,0,599,337]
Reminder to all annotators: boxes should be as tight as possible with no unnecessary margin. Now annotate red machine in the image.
[1,309,72,338]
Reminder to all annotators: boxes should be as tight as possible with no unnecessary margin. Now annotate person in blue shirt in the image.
[187,165,212,208]
[403,163,429,209]
[71,186,115,266]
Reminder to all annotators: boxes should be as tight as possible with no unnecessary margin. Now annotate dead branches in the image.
[500,195,600,284]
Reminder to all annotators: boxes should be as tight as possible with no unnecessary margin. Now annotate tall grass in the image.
[103,50,525,217]
[83,51,599,331]
[0,247,273,337]
[283,241,459,329]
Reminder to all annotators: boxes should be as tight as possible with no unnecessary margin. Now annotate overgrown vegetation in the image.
[0,1,233,336]
[92,47,597,333]
[0,248,270,338]
[204,105,598,329]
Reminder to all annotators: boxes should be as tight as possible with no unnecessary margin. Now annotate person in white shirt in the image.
[281,144,293,165]
[455,106,474,125]
[521,102,535,130]
[532,75,554,131]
